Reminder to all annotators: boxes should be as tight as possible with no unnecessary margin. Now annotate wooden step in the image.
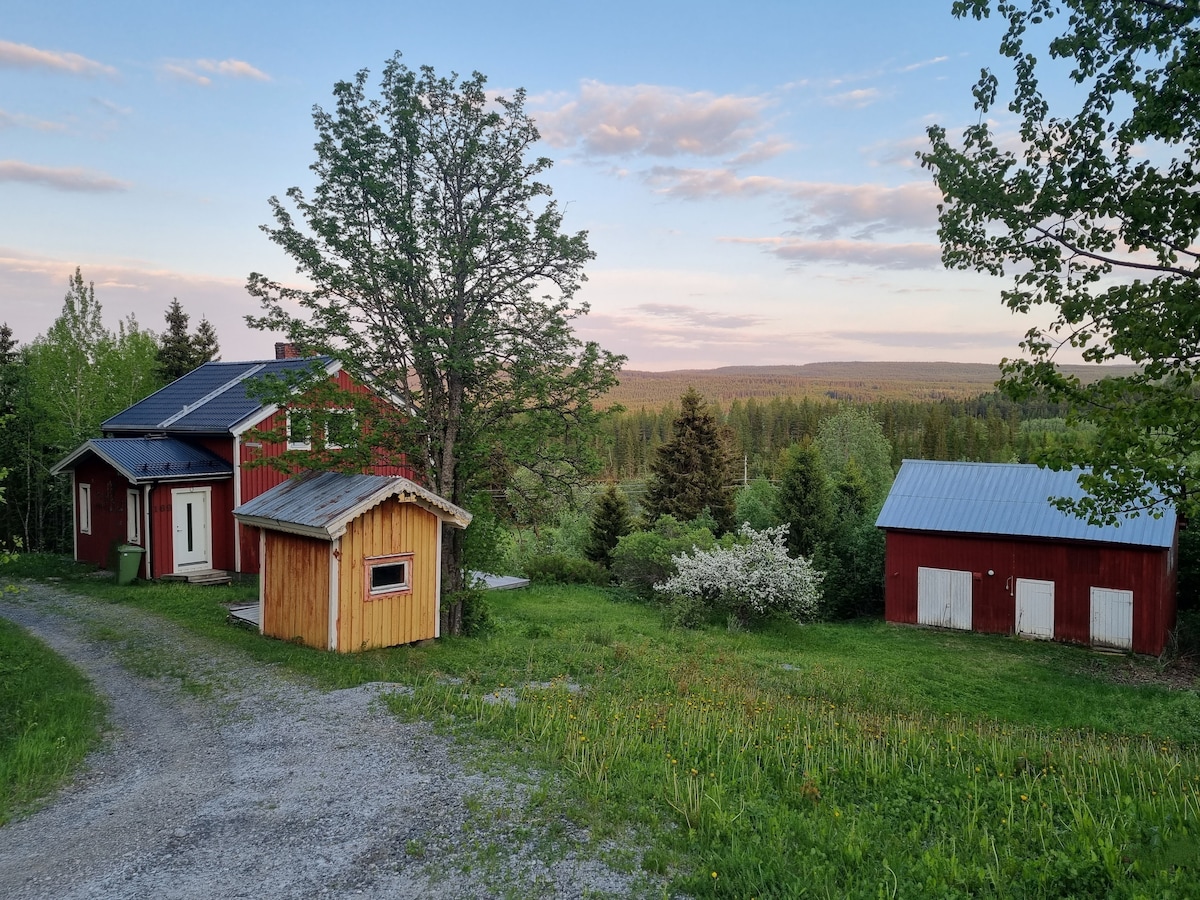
[161,569,233,586]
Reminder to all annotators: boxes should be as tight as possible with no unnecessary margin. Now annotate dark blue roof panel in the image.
[875,460,1176,548]
[103,357,331,433]
[70,437,232,483]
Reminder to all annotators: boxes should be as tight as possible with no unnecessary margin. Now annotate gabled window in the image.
[78,483,92,535]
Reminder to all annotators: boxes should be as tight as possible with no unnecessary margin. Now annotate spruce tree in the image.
[156,299,221,382]
[773,443,832,559]
[191,316,220,365]
[644,388,736,533]
[157,298,195,381]
[585,483,632,568]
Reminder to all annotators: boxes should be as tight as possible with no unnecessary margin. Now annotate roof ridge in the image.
[157,363,267,428]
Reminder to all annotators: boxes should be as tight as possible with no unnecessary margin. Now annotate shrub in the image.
[734,477,780,530]
[453,585,493,637]
[815,515,885,620]
[610,515,716,599]
[523,554,608,585]
[655,524,823,628]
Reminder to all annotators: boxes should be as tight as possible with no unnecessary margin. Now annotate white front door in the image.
[1090,587,1134,650]
[1015,578,1055,639]
[917,566,973,630]
[172,487,212,571]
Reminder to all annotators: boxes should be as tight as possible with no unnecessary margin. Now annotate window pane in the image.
[326,410,355,448]
[288,410,312,446]
[370,562,408,593]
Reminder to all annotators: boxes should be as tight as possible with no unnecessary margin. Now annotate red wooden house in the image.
[51,352,412,581]
[875,460,1178,655]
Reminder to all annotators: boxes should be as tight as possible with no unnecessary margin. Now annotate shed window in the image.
[79,483,92,535]
[366,553,413,598]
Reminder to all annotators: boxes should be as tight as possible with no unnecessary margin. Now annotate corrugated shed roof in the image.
[875,460,1176,548]
[233,471,471,538]
[51,437,232,483]
[103,357,331,433]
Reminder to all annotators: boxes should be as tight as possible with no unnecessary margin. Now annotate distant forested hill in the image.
[600,361,1139,409]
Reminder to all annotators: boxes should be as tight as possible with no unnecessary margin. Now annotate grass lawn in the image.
[4,554,1198,898]
[0,613,103,825]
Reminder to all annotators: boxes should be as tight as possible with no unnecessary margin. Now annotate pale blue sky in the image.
[1,1,1053,369]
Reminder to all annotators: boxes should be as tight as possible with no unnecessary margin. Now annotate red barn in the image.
[875,460,1178,656]
[51,353,412,581]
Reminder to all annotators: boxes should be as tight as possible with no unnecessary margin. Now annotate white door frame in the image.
[1015,578,1055,639]
[171,486,213,572]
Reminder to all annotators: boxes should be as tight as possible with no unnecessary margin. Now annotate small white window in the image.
[78,483,92,535]
[286,409,312,450]
[324,409,356,450]
[127,490,141,543]
[366,554,413,598]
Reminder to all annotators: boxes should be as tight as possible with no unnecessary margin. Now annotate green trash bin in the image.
[116,544,145,585]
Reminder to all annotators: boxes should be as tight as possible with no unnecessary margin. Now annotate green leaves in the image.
[925,1,1200,520]
[246,54,623,607]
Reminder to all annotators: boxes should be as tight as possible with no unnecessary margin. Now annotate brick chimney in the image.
[275,342,302,359]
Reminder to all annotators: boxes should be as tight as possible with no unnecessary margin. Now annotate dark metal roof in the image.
[233,470,470,538]
[103,357,332,433]
[875,460,1176,548]
[51,437,232,483]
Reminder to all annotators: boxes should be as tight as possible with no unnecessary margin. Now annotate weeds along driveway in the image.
[0,582,649,900]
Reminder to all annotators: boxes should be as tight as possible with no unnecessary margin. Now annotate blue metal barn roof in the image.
[103,357,332,433]
[51,437,232,483]
[874,460,1176,548]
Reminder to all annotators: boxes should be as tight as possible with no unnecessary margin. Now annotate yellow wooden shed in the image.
[232,471,471,652]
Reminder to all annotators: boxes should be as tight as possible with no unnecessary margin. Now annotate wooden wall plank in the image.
[262,531,329,649]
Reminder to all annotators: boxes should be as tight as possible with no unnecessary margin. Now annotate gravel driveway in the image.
[0,582,654,899]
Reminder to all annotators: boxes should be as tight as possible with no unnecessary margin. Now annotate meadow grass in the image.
[4,554,1198,897]
[0,615,103,824]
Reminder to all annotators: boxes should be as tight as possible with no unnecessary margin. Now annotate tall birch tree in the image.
[246,55,623,628]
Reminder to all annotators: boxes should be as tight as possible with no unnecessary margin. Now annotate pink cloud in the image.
[0,40,116,77]
[535,80,770,158]
[646,168,941,237]
[826,88,882,109]
[0,250,281,358]
[0,160,129,192]
[722,236,943,270]
[195,58,271,81]
[161,58,270,86]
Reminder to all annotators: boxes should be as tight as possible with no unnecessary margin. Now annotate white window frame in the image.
[126,489,141,543]
[78,483,92,535]
[323,408,357,450]
[286,408,312,450]
[365,553,413,600]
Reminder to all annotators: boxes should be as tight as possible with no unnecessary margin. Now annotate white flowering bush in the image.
[654,524,823,628]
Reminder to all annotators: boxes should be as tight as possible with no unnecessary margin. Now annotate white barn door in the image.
[917,567,973,631]
[1090,587,1134,650]
[1015,578,1055,639]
